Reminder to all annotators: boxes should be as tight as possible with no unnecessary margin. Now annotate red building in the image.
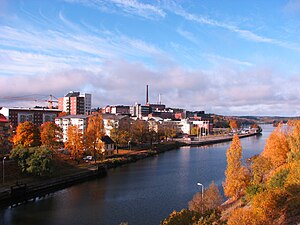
[0,107,61,129]
[0,113,11,155]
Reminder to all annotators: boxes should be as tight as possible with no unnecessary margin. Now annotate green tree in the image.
[26,146,53,176]
[10,145,53,176]
[85,114,105,162]
[40,121,62,150]
[13,121,41,147]
[224,135,249,199]
[10,145,31,171]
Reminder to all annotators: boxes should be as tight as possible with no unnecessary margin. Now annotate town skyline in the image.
[1,0,300,116]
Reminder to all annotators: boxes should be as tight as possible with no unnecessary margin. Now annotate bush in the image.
[268,168,290,189]
[245,184,265,200]
[160,209,201,225]
[10,145,53,176]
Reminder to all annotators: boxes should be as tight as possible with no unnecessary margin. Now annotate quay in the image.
[178,132,260,146]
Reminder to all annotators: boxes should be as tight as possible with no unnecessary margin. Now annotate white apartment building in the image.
[55,115,90,142]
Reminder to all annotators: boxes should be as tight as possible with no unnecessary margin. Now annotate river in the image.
[1,124,274,225]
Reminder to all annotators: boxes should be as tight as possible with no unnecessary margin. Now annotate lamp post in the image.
[2,156,6,184]
[197,182,204,213]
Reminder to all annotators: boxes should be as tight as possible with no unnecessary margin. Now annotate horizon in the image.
[1,0,300,117]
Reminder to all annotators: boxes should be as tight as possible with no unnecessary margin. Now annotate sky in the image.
[1,0,300,116]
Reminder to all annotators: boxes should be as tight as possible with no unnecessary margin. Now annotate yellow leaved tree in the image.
[262,125,289,168]
[84,114,105,162]
[65,125,83,164]
[13,121,41,147]
[224,134,249,199]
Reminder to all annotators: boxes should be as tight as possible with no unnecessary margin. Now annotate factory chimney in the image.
[146,84,149,105]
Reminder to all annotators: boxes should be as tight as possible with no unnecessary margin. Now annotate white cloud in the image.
[172,6,300,52]
[64,0,166,19]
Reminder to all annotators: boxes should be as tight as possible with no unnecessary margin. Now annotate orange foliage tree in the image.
[250,155,272,185]
[287,120,300,162]
[84,114,105,162]
[251,189,288,224]
[262,125,289,168]
[229,120,239,130]
[13,121,41,147]
[40,121,62,150]
[189,181,222,213]
[65,125,83,163]
[227,208,261,225]
[224,135,249,199]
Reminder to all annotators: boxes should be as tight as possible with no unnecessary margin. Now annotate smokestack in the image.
[146,84,149,105]
[158,93,161,105]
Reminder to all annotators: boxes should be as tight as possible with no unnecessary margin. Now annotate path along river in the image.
[1,124,274,225]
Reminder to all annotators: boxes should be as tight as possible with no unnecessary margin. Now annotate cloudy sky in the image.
[1,0,300,116]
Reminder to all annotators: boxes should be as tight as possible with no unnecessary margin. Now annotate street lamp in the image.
[3,156,6,184]
[197,182,204,213]
[128,141,131,151]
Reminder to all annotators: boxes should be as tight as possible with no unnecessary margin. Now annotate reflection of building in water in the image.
[0,107,61,128]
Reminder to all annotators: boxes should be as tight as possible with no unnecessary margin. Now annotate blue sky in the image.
[1,0,300,116]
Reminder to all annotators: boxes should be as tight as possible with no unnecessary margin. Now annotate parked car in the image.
[83,156,93,161]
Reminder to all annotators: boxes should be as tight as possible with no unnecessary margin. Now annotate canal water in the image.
[1,124,274,225]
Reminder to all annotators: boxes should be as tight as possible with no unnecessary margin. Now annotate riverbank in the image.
[0,132,261,208]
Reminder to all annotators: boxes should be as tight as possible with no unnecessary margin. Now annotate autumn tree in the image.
[159,122,177,141]
[227,208,261,225]
[130,119,149,144]
[251,189,288,224]
[224,135,249,199]
[250,155,272,185]
[13,121,41,147]
[229,120,239,131]
[65,125,84,164]
[84,114,105,162]
[40,121,62,150]
[58,111,69,117]
[110,121,130,153]
[262,125,289,168]
[287,120,300,162]
[160,209,201,225]
[189,181,223,213]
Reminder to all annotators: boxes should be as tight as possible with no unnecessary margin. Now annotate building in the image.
[130,103,151,119]
[0,113,11,155]
[102,114,131,136]
[101,135,115,157]
[101,105,130,115]
[0,107,61,129]
[58,91,92,115]
[55,115,90,142]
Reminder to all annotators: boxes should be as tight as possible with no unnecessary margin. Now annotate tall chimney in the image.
[146,84,149,105]
[159,93,161,105]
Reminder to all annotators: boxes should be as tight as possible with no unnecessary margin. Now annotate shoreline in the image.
[0,132,261,209]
